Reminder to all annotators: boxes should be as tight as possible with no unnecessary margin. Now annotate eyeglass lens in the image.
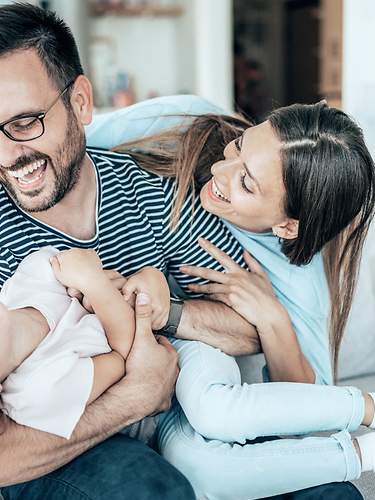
[4,116,44,141]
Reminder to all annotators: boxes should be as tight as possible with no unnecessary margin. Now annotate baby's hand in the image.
[51,248,103,292]
[123,267,170,330]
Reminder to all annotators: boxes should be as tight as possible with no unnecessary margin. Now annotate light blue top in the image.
[225,222,332,385]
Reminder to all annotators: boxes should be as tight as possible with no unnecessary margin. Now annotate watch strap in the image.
[162,297,184,337]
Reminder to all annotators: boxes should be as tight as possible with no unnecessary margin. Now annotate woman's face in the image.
[200,120,293,234]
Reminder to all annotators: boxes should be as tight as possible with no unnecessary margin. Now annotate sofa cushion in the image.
[338,221,375,380]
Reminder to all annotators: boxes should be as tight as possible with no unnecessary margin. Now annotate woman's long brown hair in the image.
[114,107,375,379]
[114,114,250,227]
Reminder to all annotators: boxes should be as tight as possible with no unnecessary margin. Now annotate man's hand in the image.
[124,292,178,415]
[0,291,179,487]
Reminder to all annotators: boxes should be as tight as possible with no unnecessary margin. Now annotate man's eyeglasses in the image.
[0,80,75,142]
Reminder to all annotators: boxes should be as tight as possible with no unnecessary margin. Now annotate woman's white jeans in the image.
[156,339,364,500]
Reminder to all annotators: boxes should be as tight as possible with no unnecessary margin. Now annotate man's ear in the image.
[272,218,299,240]
[69,75,93,126]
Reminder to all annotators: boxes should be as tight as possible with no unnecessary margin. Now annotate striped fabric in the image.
[0,148,244,293]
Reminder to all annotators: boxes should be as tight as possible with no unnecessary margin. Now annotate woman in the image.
[115,101,375,499]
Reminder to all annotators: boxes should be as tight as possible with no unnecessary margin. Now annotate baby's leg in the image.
[0,303,49,382]
[87,352,126,405]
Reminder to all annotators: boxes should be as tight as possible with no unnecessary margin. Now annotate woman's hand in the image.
[181,238,315,384]
[180,238,286,331]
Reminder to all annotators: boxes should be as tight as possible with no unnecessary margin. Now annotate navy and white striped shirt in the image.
[0,148,244,293]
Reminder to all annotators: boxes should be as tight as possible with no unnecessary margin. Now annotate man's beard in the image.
[2,107,86,213]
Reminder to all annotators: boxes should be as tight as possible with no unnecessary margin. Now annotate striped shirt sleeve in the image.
[0,248,19,289]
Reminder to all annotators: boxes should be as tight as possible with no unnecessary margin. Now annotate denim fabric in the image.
[172,339,364,444]
[158,405,362,499]
[249,437,363,499]
[0,434,195,500]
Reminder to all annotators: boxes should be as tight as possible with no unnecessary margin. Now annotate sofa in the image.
[237,220,375,499]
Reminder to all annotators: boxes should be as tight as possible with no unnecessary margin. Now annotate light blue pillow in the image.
[86,94,223,150]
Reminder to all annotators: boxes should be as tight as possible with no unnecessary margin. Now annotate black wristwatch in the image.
[161,297,184,337]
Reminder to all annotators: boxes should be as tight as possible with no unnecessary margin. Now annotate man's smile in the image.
[7,158,47,190]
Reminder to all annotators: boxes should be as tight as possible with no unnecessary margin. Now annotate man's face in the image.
[0,49,86,212]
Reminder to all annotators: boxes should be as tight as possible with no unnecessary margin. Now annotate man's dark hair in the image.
[0,2,83,104]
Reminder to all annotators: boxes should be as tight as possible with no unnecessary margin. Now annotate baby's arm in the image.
[87,351,125,405]
[51,254,170,407]
[84,266,170,404]
[51,249,135,361]
[122,266,170,330]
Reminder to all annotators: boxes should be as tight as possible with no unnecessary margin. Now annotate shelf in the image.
[90,3,184,18]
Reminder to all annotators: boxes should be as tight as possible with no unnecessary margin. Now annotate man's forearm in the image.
[0,377,155,486]
[177,299,261,355]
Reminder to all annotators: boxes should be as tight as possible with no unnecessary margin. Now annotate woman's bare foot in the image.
[0,303,49,382]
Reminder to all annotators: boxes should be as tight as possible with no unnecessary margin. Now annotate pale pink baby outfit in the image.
[0,246,111,438]
[0,247,156,441]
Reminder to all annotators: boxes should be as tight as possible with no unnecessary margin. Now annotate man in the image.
[0,4,362,500]
[0,4,257,499]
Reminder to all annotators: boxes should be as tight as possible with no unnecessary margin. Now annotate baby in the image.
[0,246,169,439]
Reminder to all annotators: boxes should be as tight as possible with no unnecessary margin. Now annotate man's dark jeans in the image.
[0,434,195,500]
[0,434,363,500]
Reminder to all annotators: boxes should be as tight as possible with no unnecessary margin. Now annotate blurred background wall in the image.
[1,0,373,154]
[343,0,375,156]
